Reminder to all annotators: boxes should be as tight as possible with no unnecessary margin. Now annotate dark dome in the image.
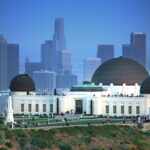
[92,57,149,85]
[140,77,150,94]
[10,74,35,92]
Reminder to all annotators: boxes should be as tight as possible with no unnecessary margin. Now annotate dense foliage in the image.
[0,124,150,150]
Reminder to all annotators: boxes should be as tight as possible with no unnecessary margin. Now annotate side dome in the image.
[140,77,150,94]
[92,57,149,85]
[10,74,35,92]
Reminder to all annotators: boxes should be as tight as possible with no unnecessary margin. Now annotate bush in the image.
[5,142,13,148]
[59,142,72,150]
[0,131,6,144]
[0,148,8,150]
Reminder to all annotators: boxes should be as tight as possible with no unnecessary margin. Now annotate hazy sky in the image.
[0,0,150,80]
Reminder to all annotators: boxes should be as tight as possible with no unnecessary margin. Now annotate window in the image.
[113,105,117,114]
[36,104,39,112]
[128,106,132,114]
[28,104,32,112]
[136,106,140,114]
[50,104,53,113]
[43,104,46,112]
[21,104,24,112]
[106,105,109,114]
[121,105,124,114]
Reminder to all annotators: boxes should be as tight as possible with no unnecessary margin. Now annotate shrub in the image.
[59,142,72,150]
[5,142,13,148]
[0,131,6,144]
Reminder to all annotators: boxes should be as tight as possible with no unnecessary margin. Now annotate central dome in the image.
[92,57,149,85]
[10,74,35,92]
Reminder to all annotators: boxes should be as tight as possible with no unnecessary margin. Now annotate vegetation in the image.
[0,124,150,150]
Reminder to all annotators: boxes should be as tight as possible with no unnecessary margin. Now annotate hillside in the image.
[0,124,150,150]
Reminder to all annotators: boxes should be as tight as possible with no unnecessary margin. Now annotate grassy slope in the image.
[0,125,150,150]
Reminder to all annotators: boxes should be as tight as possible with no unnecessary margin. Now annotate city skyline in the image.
[0,0,150,81]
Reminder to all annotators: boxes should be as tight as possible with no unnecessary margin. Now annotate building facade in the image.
[97,44,114,64]
[83,57,101,82]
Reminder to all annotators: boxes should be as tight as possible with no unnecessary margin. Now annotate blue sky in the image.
[0,0,150,81]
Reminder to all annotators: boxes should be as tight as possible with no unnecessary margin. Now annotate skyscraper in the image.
[25,60,43,77]
[0,35,8,90]
[0,35,19,90]
[56,72,77,89]
[97,44,114,64]
[40,18,77,89]
[33,70,56,94]
[83,58,101,82]
[7,44,19,87]
[41,40,57,72]
[53,17,66,51]
[122,32,146,67]
[131,32,146,66]
[61,50,72,74]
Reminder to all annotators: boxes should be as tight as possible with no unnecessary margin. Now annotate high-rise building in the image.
[122,32,146,67]
[53,17,66,51]
[7,44,19,87]
[61,50,72,74]
[56,72,77,89]
[0,35,19,90]
[41,40,57,72]
[97,44,114,63]
[83,58,101,82]
[33,70,56,94]
[25,59,43,77]
[131,32,146,66]
[40,18,77,88]
[122,44,133,59]
[0,35,8,90]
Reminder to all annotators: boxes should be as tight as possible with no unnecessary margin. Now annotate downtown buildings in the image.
[0,35,19,91]
[25,18,77,93]
[122,32,146,67]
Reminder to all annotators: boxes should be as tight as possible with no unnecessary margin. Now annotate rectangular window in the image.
[121,105,124,114]
[36,104,39,112]
[106,105,109,114]
[21,104,24,112]
[113,105,117,114]
[50,104,53,113]
[128,106,132,114]
[43,104,46,112]
[136,106,140,114]
[28,104,32,112]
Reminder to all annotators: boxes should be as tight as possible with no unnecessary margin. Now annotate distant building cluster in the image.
[0,17,148,95]
[25,18,77,93]
[0,18,77,93]
[83,32,147,82]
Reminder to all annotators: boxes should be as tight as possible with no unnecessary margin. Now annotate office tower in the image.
[97,44,114,63]
[53,18,70,74]
[7,44,19,87]
[83,57,101,82]
[61,50,72,74]
[33,70,56,94]
[25,59,43,77]
[41,40,57,72]
[53,17,66,51]
[131,32,146,66]
[0,35,19,90]
[56,72,77,89]
[122,32,146,67]
[0,35,8,90]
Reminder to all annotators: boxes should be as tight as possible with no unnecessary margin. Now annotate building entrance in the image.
[75,100,83,114]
